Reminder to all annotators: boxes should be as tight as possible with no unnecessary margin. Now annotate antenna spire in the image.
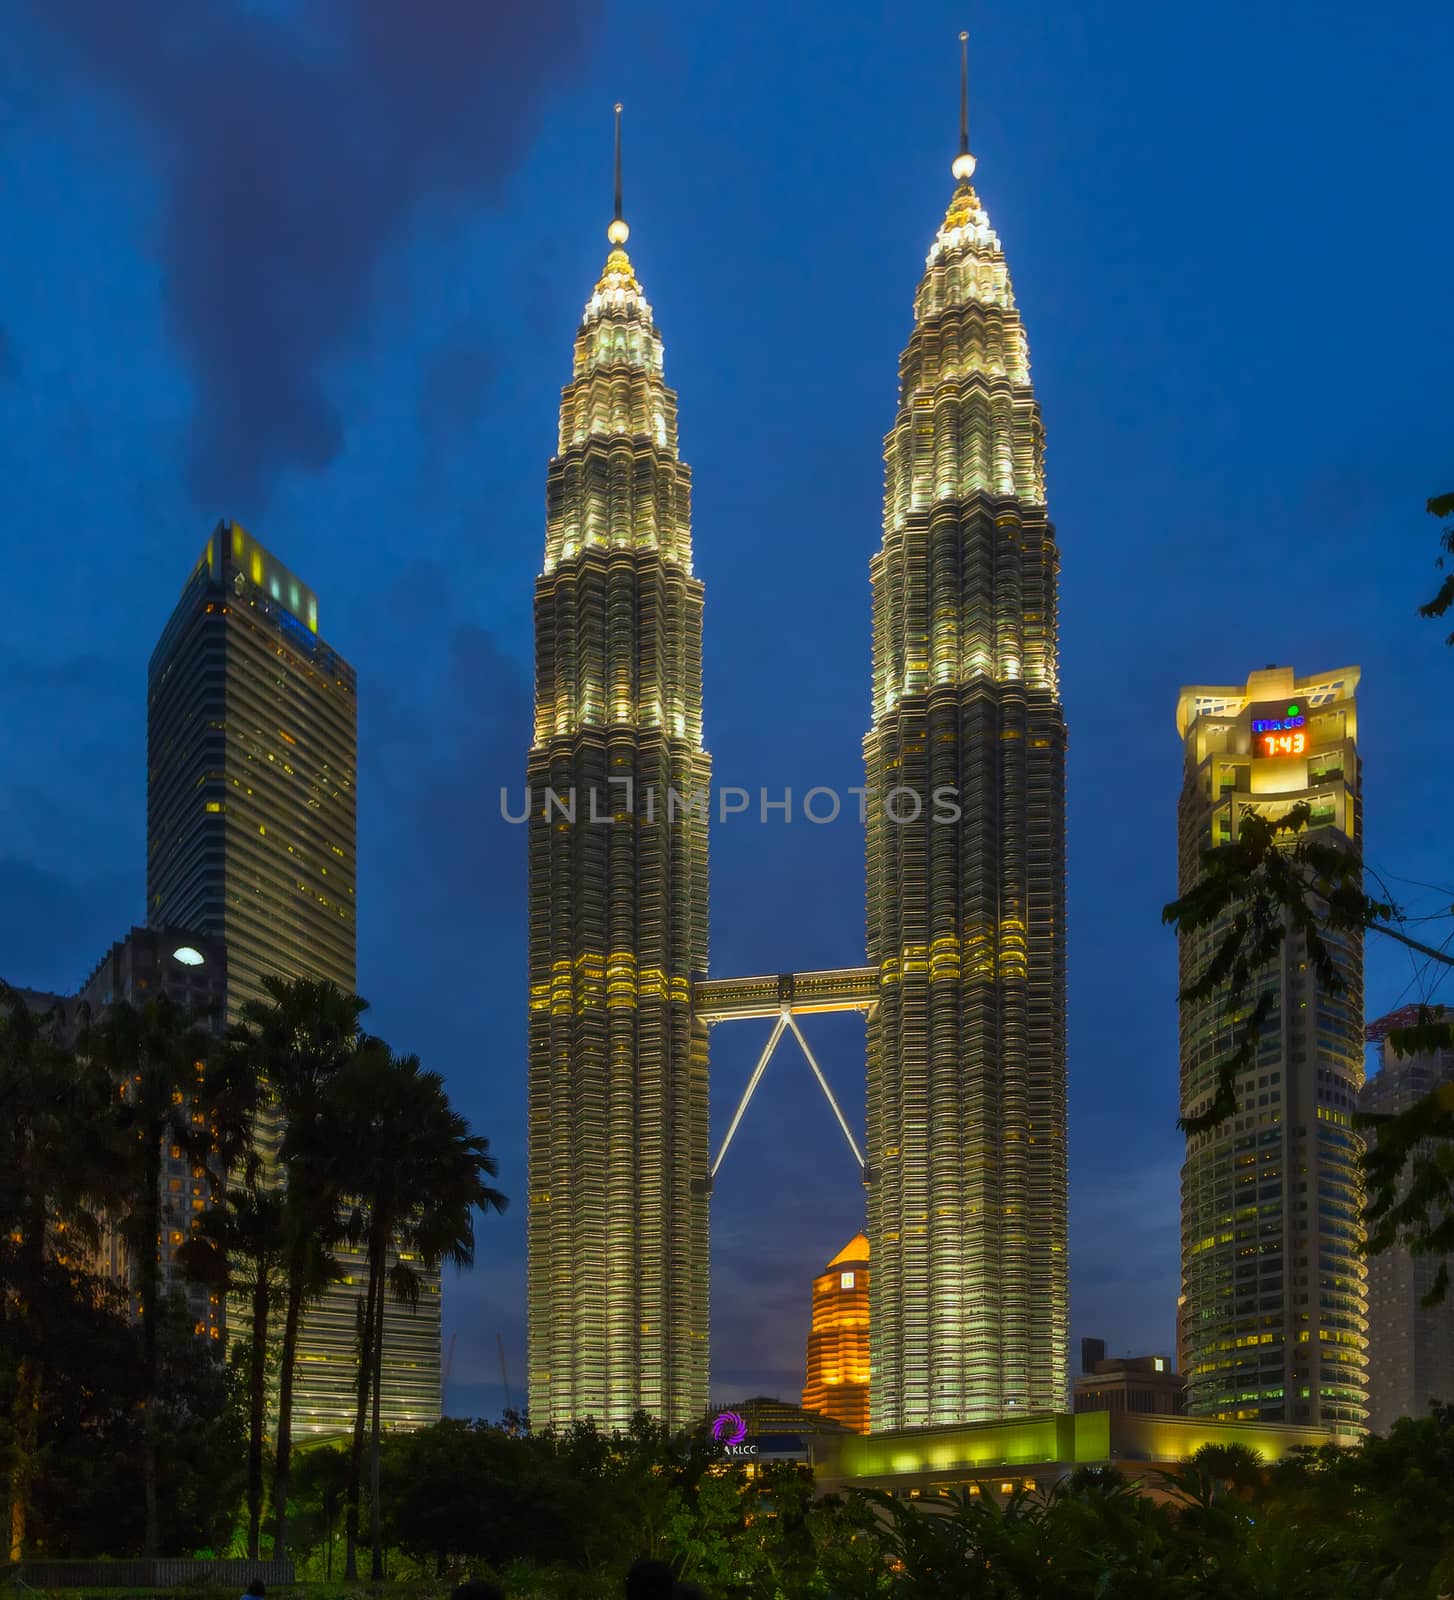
[952,32,977,181]
[608,103,629,246]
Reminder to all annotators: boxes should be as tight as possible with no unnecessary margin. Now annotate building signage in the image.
[711,1410,747,1446]
[1251,703,1308,758]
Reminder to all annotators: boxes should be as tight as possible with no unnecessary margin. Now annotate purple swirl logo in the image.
[711,1410,747,1446]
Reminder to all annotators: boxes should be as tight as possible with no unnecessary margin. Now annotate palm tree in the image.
[0,986,115,1559]
[235,977,368,1562]
[321,1049,507,1579]
[78,994,222,1558]
[182,1164,286,1557]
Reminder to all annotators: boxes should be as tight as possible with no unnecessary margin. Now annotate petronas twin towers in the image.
[527,52,1068,1434]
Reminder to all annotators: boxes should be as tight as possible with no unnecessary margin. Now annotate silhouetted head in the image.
[625,1558,675,1600]
[448,1584,504,1600]
[243,1584,266,1599]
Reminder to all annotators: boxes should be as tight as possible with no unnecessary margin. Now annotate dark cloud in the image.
[28,0,599,507]
[418,320,495,439]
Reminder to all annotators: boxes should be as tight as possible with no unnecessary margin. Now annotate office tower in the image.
[1072,1347,1185,1417]
[802,1233,871,1433]
[149,521,440,1435]
[1176,665,1368,1437]
[1359,1007,1454,1433]
[864,41,1069,1427]
[148,522,356,1019]
[526,116,711,1430]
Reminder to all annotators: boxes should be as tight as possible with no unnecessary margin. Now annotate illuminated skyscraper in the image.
[864,40,1069,1428]
[149,522,440,1435]
[803,1233,870,1433]
[1176,665,1368,1437]
[526,113,711,1430]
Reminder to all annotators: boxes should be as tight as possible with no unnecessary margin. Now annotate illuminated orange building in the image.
[803,1234,871,1433]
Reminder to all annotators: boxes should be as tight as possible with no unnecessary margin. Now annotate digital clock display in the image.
[1251,702,1307,759]
[1257,729,1306,757]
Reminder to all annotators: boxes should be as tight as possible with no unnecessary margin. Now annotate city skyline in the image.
[2,1,1451,1415]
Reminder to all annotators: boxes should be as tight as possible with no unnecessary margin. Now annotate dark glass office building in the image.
[149,521,440,1435]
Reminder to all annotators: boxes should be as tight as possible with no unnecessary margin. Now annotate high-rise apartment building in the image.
[864,43,1069,1428]
[1176,664,1368,1437]
[149,521,440,1435]
[802,1234,870,1433]
[526,127,711,1430]
[1358,1007,1454,1434]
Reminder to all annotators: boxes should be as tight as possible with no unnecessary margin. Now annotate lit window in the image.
[840,1271,855,1290]
[1154,1357,1165,1372]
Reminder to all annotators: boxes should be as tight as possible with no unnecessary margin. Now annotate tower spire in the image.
[953,31,977,181]
[608,102,629,246]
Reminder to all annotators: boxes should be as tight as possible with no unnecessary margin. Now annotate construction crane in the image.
[442,1332,457,1410]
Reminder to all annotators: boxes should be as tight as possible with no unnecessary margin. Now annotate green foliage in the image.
[287,1443,351,1579]
[1419,490,1454,640]
[0,974,506,1564]
[11,1288,243,1558]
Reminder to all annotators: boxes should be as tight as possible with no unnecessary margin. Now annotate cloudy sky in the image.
[2,0,1451,1418]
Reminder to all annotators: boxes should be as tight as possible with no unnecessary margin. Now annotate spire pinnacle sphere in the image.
[953,28,976,179]
[608,100,628,245]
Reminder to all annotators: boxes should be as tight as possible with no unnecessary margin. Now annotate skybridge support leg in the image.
[709,1013,788,1180]
[783,1011,866,1172]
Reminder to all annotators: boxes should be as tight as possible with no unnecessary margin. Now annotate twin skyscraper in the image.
[525,50,1069,1432]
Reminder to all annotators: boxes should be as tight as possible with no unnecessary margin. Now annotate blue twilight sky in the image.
[2,0,1452,1417]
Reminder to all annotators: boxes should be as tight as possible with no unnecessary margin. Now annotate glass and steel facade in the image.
[864,125,1069,1427]
[149,522,440,1435]
[526,208,711,1430]
[1175,665,1368,1437]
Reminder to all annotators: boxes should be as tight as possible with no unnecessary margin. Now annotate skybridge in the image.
[693,967,879,1187]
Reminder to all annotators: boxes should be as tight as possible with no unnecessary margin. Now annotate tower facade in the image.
[149,523,441,1435]
[803,1233,871,1433]
[1176,665,1368,1437]
[1357,1010,1453,1434]
[864,51,1069,1428]
[526,141,711,1430]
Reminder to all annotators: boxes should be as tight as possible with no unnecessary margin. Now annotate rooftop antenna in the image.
[953,31,977,181]
[608,102,629,246]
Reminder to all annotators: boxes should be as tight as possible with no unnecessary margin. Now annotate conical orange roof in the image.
[826,1233,869,1271]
